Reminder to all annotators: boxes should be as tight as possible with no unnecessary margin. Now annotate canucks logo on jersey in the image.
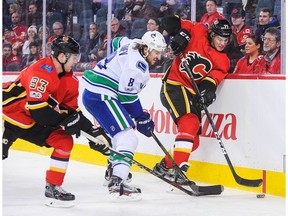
[136,61,147,73]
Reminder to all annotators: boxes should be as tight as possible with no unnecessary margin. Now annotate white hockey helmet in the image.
[141,31,167,52]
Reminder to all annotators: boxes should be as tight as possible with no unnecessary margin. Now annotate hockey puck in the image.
[256,193,265,198]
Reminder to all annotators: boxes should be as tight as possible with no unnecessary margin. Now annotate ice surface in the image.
[2,150,286,216]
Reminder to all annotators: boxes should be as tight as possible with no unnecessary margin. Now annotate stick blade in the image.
[236,177,263,187]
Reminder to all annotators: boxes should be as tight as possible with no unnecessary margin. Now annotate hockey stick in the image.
[80,130,223,196]
[179,53,263,187]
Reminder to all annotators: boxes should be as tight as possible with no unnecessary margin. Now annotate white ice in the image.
[2,150,286,216]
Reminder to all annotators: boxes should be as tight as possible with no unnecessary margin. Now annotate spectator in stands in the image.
[103,17,127,45]
[36,26,50,57]
[22,42,41,67]
[15,0,27,15]
[48,21,64,42]
[28,1,42,28]
[256,27,281,74]
[3,1,11,28]
[130,0,158,20]
[3,26,24,57]
[9,3,21,16]
[22,25,37,55]
[146,17,160,32]
[176,3,191,20]
[158,0,181,18]
[47,0,68,29]
[233,35,263,74]
[255,8,280,39]
[80,22,102,61]
[231,8,253,52]
[200,0,225,29]
[115,0,135,21]
[88,18,127,62]
[3,43,22,71]
[45,42,52,57]
[225,7,254,73]
[11,11,27,40]
[162,44,175,73]
[3,26,14,45]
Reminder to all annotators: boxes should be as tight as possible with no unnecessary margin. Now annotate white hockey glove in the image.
[87,126,112,156]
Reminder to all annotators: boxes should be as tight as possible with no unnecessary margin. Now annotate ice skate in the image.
[45,183,75,208]
[103,162,132,186]
[108,175,142,201]
[168,162,196,193]
[153,158,173,178]
[153,160,195,193]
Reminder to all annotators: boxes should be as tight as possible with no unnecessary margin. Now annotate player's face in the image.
[146,49,162,66]
[245,38,260,55]
[63,54,80,72]
[212,35,229,52]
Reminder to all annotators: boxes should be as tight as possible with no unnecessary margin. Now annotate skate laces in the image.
[54,186,69,194]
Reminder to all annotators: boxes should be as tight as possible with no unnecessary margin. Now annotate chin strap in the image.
[55,53,72,73]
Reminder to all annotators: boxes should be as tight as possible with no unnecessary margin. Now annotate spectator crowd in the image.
[2,0,282,74]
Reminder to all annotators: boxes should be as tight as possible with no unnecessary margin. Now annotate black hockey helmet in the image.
[51,35,80,58]
[211,19,232,38]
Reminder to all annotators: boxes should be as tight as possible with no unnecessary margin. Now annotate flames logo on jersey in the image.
[180,52,212,80]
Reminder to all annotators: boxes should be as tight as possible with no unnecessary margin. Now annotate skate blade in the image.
[109,192,142,202]
[45,197,75,208]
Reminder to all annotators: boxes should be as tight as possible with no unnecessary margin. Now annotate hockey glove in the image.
[60,112,81,137]
[87,126,112,156]
[171,29,191,56]
[195,80,217,110]
[161,15,181,36]
[135,112,154,137]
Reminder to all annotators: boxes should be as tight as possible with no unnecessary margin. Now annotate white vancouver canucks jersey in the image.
[83,40,150,105]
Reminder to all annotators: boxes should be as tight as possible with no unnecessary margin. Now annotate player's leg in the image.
[2,121,29,160]
[154,83,201,184]
[83,90,141,200]
[44,128,75,207]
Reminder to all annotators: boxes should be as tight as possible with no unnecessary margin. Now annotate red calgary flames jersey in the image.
[232,25,253,47]
[165,20,230,94]
[3,57,79,128]
[233,55,263,74]
[200,12,225,29]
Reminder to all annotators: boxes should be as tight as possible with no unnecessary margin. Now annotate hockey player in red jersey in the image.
[153,16,232,186]
[2,36,111,207]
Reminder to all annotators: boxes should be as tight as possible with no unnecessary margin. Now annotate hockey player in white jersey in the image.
[82,31,167,200]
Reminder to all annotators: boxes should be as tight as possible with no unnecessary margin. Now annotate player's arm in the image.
[118,68,154,137]
[27,100,67,126]
[161,16,194,55]
[195,56,230,110]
